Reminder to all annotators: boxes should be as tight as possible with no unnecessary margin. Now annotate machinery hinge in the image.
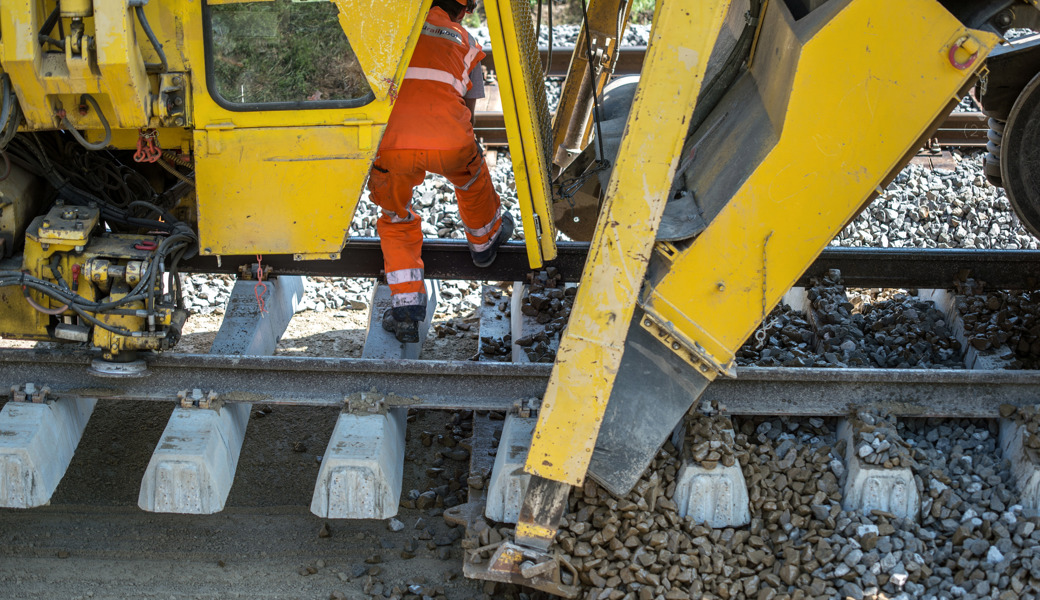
[533,214,543,237]
[655,241,680,263]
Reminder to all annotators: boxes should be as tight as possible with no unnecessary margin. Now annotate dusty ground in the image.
[0,303,488,600]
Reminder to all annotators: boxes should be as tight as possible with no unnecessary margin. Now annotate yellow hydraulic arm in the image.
[548,0,633,177]
[515,0,733,549]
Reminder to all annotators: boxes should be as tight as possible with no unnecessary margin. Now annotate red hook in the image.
[948,36,978,70]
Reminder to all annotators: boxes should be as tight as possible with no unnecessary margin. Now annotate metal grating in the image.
[509,0,554,166]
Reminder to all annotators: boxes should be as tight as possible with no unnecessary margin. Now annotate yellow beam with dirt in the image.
[642,0,999,371]
[524,0,733,486]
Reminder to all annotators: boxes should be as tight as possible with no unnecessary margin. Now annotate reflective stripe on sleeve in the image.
[386,268,424,286]
[461,41,483,90]
[404,67,466,96]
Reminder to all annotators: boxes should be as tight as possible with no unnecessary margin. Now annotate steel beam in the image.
[2,350,1040,418]
[474,110,987,148]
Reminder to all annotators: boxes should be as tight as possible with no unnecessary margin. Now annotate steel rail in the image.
[474,111,989,147]
[1,349,1038,418]
[181,242,1040,290]
[481,46,646,78]
[477,46,986,146]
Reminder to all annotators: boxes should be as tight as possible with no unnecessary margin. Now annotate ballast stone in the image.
[838,419,920,521]
[0,398,96,508]
[485,413,536,523]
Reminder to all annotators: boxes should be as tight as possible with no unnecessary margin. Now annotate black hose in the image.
[62,94,112,151]
[38,5,63,49]
[0,73,20,151]
[134,5,169,73]
[579,0,606,164]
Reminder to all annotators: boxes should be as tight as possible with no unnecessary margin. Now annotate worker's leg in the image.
[368,150,428,340]
[431,144,513,266]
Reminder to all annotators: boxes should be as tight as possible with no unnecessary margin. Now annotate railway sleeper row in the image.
[3,274,1040,586]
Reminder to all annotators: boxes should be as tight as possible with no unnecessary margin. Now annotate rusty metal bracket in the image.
[177,388,220,409]
[444,501,579,599]
[344,390,389,415]
[10,383,50,403]
[465,540,579,598]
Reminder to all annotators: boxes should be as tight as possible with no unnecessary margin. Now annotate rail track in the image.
[7,246,1040,417]
[179,240,1040,289]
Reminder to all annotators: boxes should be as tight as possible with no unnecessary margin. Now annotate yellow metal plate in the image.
[524,0,733,486]
[195,125,379,257]
[484,0,557,268]
[643,0,999,367]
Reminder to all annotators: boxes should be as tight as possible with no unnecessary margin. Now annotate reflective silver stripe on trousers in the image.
[465,207,502,238]
[392,292,426,307]
[382,209,414,224]
[469,233,499,253]
[386,268,424,286]
[455,161,483,191]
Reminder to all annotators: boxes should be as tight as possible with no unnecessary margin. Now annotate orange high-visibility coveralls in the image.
[368,6,504,316]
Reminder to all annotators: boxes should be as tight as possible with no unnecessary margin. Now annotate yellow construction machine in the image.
[2,0,1040,594]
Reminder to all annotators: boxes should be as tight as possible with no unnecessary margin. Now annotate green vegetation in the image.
[210,0,370,104]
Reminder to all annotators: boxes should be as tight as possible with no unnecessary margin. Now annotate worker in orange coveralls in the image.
[368,0,514,343]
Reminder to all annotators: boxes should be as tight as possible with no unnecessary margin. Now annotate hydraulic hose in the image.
[62,94,112,151]
[133,3,169,73]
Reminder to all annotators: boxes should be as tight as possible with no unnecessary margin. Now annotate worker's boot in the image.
[382,305,424,344]
[471,211,515,268]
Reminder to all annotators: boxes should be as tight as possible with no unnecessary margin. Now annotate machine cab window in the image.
[204,0,373,110]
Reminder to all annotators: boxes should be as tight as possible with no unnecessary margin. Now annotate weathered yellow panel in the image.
[334,0,429,101]
[195,124,381,257]
[1,0,150,130]
[186,0,428,257]
[524,0,733,486]
[643,0,999,367]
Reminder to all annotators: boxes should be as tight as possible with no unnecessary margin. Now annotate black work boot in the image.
[471,211,515,268]
[382,305,424,344]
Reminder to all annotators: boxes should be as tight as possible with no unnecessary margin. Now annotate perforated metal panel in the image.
[484,0,558,267]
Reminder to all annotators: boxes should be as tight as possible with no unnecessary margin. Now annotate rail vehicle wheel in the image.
[1002,71,1040,239]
